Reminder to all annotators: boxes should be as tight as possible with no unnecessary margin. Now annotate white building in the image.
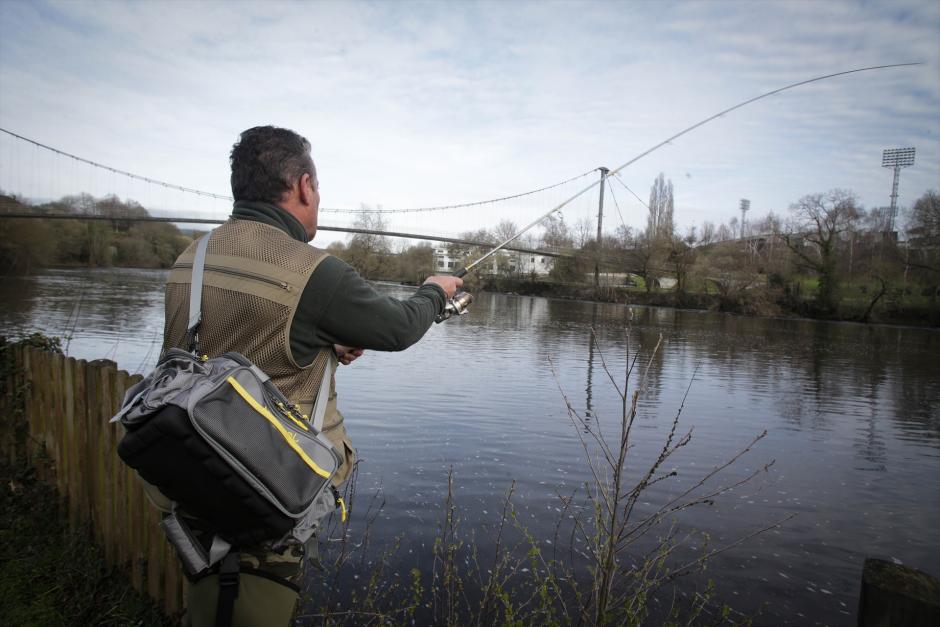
[432,246,554,277]
[517,252,554,276]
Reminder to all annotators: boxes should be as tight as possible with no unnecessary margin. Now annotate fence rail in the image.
[0,344,185,617]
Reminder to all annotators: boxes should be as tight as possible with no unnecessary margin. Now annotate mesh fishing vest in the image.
[163,218,355,484]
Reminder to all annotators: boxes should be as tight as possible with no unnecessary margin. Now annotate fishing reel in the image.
[435,290,474,323]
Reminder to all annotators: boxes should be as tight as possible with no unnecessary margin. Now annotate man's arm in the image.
[289,256,460,364]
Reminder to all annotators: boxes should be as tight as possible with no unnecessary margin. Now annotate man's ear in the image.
[298,172,314,206]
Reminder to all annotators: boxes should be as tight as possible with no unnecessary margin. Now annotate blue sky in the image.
[0,0,937,243]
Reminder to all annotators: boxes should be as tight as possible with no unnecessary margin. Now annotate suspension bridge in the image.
[0,126,777,282]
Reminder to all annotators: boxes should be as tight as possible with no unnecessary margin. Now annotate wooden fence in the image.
[0,344,185,617]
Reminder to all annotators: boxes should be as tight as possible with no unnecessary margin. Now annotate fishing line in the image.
[63,276,89,355]
[135,328,162,373]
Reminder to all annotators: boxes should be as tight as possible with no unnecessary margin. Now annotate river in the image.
[2,267,938,625]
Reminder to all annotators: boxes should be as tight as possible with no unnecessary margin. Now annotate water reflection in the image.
[857,399,887,472]
[1,267,167,372]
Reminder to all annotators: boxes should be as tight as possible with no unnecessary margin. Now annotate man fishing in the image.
[158,125,462,626]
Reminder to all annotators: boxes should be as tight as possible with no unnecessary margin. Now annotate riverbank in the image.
[0,457,174,626]
[6,259,936,327]
[476,277,940,327]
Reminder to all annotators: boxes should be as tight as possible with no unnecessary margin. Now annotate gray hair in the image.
[230,126,316,203]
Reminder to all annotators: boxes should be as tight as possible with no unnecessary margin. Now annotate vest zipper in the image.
[173,262,291,292]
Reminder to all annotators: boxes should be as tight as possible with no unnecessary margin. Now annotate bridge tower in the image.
[594,167,609,289]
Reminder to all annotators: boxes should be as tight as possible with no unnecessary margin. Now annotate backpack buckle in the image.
[218,552,241,589]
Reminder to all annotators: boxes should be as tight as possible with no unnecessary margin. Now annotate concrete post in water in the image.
[594,167,609,290]
[858,558,940,626]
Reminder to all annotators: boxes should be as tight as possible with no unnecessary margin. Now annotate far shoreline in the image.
[8,263,939,329]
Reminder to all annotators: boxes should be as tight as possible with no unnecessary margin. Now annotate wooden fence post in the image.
[54,353,67,496]
[34,348,45,470]
[63,356,77,530]
[113,370,129,572]
[147,503,163,603]
[70,359,85,530]
[23,347,37,469]
[85,362,101,541]
[2,348,187,618]
[103,366,119,568]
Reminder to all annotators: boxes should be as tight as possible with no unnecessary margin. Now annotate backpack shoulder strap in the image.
[312,352,337,432]
[186,232,212,354]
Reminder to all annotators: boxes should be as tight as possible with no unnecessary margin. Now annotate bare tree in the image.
[906,189,940,279]
[784,189,861,313]
[541,213,573,248]
[574,217,595,249]
[492,219,518,244]
[908,189,940,245]
[751,211,782,237]
[715,222,733,242]
[668,234,696,302]
[699,221,716,245]
[345,208,393,279]
[614,224,633,249]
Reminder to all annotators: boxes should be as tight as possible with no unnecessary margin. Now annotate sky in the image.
[0,0,938,244]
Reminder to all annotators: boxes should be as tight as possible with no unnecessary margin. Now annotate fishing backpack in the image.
[112,231,344,575]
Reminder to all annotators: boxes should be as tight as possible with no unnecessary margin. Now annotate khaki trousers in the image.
[183,572,300,627]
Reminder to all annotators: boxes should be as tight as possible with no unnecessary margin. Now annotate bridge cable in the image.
[604,176,629,234]
[322,168,598,214]
[0,127,595,215]
[0,127,233,201]
[611,173,650,211]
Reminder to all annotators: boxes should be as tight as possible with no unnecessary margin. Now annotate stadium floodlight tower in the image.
[882,147,915,232]
[739,198,750,240]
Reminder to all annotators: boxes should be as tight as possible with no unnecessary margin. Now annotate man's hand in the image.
[423,275,464,299]
[334,345,364,365]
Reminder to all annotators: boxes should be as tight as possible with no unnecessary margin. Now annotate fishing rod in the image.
[434,62,921,323]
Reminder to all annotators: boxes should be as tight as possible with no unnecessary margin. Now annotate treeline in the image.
[333,178,939,325]
[542,177,938,324]
[0,193,192,274]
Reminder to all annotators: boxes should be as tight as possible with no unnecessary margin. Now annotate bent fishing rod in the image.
[434,62,921,323]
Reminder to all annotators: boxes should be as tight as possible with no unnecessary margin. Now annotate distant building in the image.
[517,253,553,276]
[432,246,554,276]
[433,247,461,272]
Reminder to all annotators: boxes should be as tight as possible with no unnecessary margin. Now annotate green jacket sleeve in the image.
[289,256,446,365]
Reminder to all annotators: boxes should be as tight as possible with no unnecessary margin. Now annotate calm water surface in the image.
[2,267,938,625]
